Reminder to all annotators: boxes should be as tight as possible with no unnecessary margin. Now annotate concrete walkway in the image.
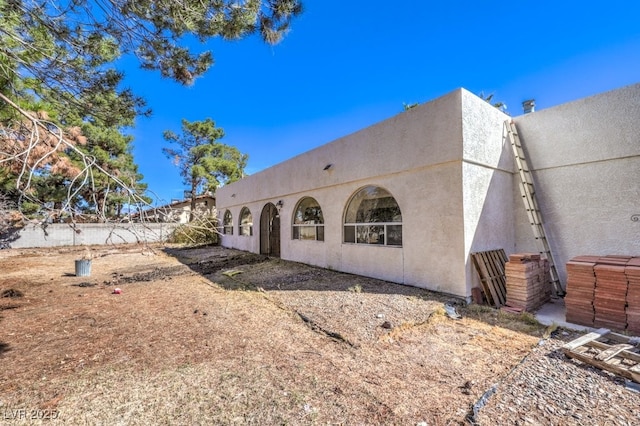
[534,298,594,331]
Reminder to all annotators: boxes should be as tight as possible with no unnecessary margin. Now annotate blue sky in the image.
[125,1,640,204]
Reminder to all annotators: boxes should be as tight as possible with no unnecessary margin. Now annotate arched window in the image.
[239,207,253,236]
[292,197,324,241]
[344,186,402,246]
[222,210,233,235]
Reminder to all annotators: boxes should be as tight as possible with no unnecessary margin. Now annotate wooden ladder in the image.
[505,120,565,297]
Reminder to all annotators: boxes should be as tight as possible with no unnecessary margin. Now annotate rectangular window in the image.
[357,225,385,244]
[344,225,355,243]
[387,225,402,246]
[293,225,325,241]
[299,226,316,240]
[344,223,401,246]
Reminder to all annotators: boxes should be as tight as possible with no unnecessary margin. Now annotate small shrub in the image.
[518,311,541,326]
[167,216,219,245]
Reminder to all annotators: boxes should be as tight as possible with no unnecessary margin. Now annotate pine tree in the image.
[163,118,248,221]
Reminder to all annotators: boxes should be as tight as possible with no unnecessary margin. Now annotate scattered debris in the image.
[459,380,475,395]
[112,288,122,294]
[562,328,640,383]
[542,322,559,339]
[347,284,362,293]
[468,384,497,424]
[381,321,393,329]
[73,282,96,288]
[444,303,462,319]
[1,289,23,298]
[222,269,243,277]
[625,379,640,393]
[297,311,356,347]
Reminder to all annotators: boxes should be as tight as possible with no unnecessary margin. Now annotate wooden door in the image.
[260,203,280,257]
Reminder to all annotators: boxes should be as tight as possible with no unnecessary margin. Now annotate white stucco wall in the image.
[9,223,179,248]
[512,83,640,285]
[217,89,473,296]
[216,83,640,299]
[460,91,515,295]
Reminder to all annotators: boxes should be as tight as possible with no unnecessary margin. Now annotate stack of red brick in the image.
[504,253,551,312]
[626,258,640,334]
[564,256,599,326]
[565,255,640,333]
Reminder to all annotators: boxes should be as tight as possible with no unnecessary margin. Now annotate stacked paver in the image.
[505,253,551,312]
[626,257,640,334]
[564,256,599,326]
[565,255,640,332]
[593,256,630,330]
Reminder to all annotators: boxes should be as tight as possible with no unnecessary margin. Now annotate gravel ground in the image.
[2,244,639,424]
[474,332,640,425]
[204,256,450,346]
[185,247,640,424]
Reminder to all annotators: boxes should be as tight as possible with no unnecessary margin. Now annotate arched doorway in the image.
[260,203,280,257]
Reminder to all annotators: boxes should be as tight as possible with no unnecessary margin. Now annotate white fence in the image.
[6,223,180,248]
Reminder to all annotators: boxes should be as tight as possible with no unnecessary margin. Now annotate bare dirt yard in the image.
[1,245,638,425]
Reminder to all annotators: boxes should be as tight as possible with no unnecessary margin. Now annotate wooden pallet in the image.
[562,328,640,383]
[471,249,508,307]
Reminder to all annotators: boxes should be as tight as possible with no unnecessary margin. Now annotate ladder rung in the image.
[507,120,565,296]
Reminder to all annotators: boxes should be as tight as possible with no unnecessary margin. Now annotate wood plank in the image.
[588,341,640,363]
[606,332,640,345]
[471,249,513,308]
[561,328,610,351]
[484,251,507,305]
[562,329,640,384]
[594,344,634,362]
[488,250,508,302]
[564,350,640,383]
[471,253,496,306]
[478,253,502,306]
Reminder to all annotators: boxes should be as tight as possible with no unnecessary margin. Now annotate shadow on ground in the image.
[161,245,547,341]
[0,342,10,356]
[163,245,456,300]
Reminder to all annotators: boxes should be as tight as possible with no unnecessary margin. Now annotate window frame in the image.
[239,207,253,237]
[292,197,325,242]
[343,186,402,247]
[222,210,233,235]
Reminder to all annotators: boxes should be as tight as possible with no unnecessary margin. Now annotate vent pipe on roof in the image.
[522,99,535,114]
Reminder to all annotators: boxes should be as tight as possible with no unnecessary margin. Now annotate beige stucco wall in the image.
[512,83,640,285]
[217,89,478,296]
[217,83,640,298]
[460,91,515,295]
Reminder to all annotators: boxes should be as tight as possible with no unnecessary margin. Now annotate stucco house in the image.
[141,194,216,223]
[216,84,640,300]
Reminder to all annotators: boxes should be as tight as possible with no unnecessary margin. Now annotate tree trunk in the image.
[189,179,197,222]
